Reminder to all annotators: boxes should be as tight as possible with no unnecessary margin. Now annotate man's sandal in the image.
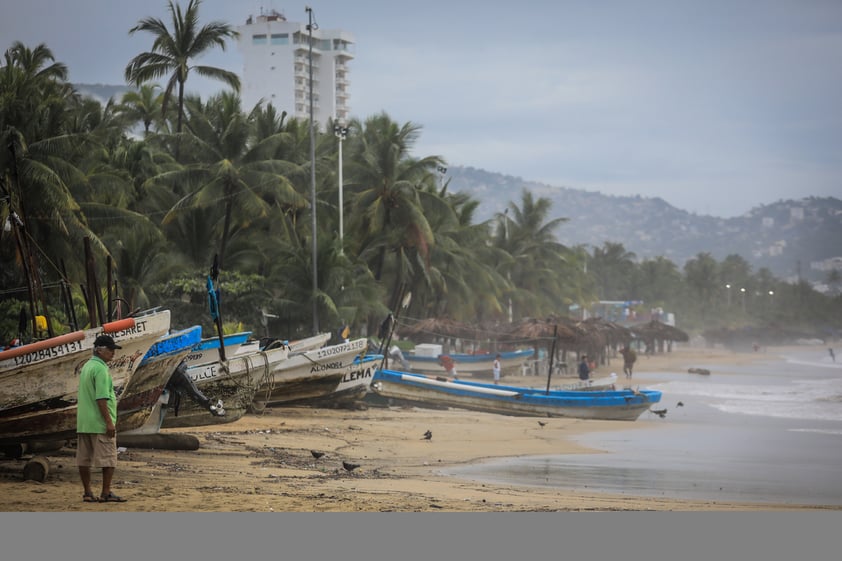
[100,492,127,502]
[83,492,99,503]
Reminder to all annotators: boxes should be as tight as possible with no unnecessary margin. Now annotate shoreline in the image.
[1,345,838,511]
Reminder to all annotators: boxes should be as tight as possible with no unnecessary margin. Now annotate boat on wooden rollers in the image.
[404,348,535,377]
[0,308,172,446]
[159,332,334,428]
[370,369,662,421]
[251,337,369,411]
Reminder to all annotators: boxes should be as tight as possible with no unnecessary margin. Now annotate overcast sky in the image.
[2,0,840,217]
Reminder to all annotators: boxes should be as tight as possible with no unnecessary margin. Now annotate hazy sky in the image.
[2,0,841,217]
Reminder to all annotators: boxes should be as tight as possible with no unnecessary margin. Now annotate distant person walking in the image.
[620,345,637,379]
[578,355,591,381]
[76,335,127,503]
[492,354,502,384]
[830,348,836,363]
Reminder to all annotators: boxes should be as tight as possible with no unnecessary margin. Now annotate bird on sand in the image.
[342,461,360,472]
[422,430,432,440]
[310,450,325,459]
[651,408,668,418]
[537,421,547,428]
[676,401,684,407]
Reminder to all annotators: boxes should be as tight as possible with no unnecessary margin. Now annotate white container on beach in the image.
[414,344,442,357]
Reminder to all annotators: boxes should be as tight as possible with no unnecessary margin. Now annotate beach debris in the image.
[688,368,711,375]
[310,450,325,459]
[422,430,433,440]
[650,408,668,418]
[537,421,547,428]
[676,401,684,407]
[342,461,360,472]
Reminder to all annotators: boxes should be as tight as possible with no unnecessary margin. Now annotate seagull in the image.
[676,401,684,407]
[342,461,360,472]
[310,450,325,459]
[537,421,547,428]
[651,408,668,418]
[422,430,432,440]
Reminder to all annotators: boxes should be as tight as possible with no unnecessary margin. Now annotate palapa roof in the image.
[630,319,689,342]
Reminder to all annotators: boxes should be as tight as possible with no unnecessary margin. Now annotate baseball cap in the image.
[94,334,122,350]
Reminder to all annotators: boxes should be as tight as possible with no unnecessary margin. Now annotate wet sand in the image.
[0,345,836,511]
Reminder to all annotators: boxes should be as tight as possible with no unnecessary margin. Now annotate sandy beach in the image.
[1,344,838,512]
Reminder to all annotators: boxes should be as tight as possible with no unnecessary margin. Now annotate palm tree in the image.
[497,189,570,319]
[154,92,304,269]
[117,84,165,134]
[124,0,240,136]
[344,112,444,309]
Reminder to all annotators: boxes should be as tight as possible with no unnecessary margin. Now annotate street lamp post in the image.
[334,124,348,254]
[740,287,746,313]
[503,208,512,323]
[306,6,319,332]
[725,283,731,307]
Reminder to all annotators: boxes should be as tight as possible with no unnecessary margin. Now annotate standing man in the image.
[620,345,637,379]
[492,354,502,384]
[76,334,127,503]
[578,354,590,381]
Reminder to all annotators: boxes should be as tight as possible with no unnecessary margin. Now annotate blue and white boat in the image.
[182,330,252,368]
[370,369,661,421]
[404,348,535,377]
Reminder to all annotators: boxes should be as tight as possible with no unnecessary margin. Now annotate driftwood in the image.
[23,456,50,482]
[117,433,200,450]
[688,368,711,375]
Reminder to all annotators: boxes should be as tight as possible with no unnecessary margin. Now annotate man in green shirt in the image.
[76,334,127,503]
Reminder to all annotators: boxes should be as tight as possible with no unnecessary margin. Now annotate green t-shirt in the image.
[76,355,117,434]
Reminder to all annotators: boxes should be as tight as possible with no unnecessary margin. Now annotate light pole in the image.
[306,6,319,332]
[740,287,746,313]
[503,208,512,323]
[725,283,731,307]
[334,123,348,253]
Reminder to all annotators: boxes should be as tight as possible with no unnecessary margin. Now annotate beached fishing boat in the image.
[0,308,172,445]
[159,331,334,428]
[116,324,203,434]
[404,347,535,377]
[279,353,383,408]
[369,368,661,421]
[182,330,252,368]
[251,337,369,410]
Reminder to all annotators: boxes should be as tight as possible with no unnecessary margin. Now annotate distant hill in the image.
[446,166,842,283]
[74,83,132,103]
[70,85,842,283]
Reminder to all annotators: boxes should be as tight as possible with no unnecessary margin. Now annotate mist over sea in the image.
[443,346,842,507]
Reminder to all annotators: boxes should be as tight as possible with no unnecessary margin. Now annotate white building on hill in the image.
[236,9,354,128]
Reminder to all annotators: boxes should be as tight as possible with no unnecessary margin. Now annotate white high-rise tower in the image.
[236,9,354,127]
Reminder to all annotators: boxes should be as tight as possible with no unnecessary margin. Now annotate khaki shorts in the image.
[76,433,118,468]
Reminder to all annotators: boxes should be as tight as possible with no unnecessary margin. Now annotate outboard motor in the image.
[165,361,225,417]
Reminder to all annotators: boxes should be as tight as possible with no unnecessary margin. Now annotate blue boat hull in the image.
[371,369,661,421]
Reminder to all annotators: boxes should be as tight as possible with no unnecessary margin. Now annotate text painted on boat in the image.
[342,365,373,383]
[310,361,345,373]
[6,339,85,366]
[315,339,365,359]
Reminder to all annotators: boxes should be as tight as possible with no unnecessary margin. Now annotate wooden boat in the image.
[549,373,618,391]
[251,337,369,410]
[279,353,383,408]
[404,348,535,376]
[233,332,331,357]
[369,368,662,421]
[116,325,203,434]
[181,330,252,368]
[159,332,334,428]
[0,308,172,445]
